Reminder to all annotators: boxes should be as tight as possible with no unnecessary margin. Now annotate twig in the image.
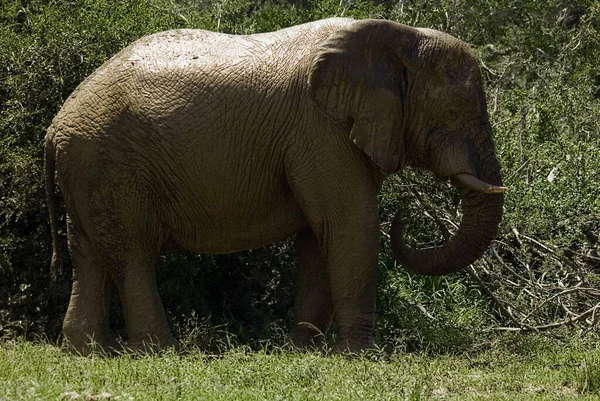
[522,287,600,321]
[505,159,530,183]
[414,303,435,320]
[407,185,452,240]
[521,234,557,254]
[480,59,499,76]
[493,303,600,332]
[568,250,600,263]
[519,108,529,184]
[466,264,534,330]
[439,217,459,231]
[519,234,580,268]
[490,245,530,283]
[491,116,513,128]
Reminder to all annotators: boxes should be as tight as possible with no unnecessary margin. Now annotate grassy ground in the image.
[1,337,599,400]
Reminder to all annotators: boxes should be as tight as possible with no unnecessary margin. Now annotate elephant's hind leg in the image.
[91,187,177,353]
[110,244,177,353]
[62,219,117,355]
[291,227,333,350]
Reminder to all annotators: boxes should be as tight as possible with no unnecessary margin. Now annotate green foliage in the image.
[1,0,599,351]
[0,0,193,340]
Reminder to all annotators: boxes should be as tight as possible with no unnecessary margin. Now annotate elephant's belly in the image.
[164,198,307,255]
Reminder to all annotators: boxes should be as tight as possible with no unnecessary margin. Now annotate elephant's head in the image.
[308,19,505,276]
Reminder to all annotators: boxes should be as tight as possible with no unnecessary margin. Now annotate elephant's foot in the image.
[125,333,179,354]
[291,322,327,351]
[331,338,375,354]
[62,323,119,356]
[331,324,375,354]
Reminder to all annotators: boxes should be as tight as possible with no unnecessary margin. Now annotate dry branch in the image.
[399,177,599,334]
[494,303,600,332]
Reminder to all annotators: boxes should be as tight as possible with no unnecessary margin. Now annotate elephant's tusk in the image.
[452,173,507,194]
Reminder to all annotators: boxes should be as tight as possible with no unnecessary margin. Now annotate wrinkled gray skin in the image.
[46,18,504,354]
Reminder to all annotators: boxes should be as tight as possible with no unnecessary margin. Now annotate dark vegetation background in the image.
[1,0,599,352]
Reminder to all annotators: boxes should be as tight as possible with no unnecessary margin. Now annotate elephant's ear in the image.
[308,20,420,174]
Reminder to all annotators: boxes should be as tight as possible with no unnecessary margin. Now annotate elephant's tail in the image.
[45,134,61,281]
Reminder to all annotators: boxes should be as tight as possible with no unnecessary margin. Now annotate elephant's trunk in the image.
[391,155,504,276]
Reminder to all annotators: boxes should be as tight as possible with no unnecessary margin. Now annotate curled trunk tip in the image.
[390,189,503,276]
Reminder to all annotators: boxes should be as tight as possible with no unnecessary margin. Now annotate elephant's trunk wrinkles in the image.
[391,158,504,276]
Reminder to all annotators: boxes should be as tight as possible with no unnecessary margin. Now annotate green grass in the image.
[1,338,599,400]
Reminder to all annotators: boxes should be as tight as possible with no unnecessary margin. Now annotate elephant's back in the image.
[48,18,355,139]
[111,18,355,90]
[72,18,355,133]
[120,29,251,64]
[121,18,354,64]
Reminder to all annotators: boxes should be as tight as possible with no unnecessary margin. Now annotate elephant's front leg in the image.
[324,215,379,353]
[291,180,380,352]
[291,227,334,349]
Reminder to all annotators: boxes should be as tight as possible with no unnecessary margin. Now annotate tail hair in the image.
[45,137,61,280]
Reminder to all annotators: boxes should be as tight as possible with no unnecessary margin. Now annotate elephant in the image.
[45,17,506,354]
